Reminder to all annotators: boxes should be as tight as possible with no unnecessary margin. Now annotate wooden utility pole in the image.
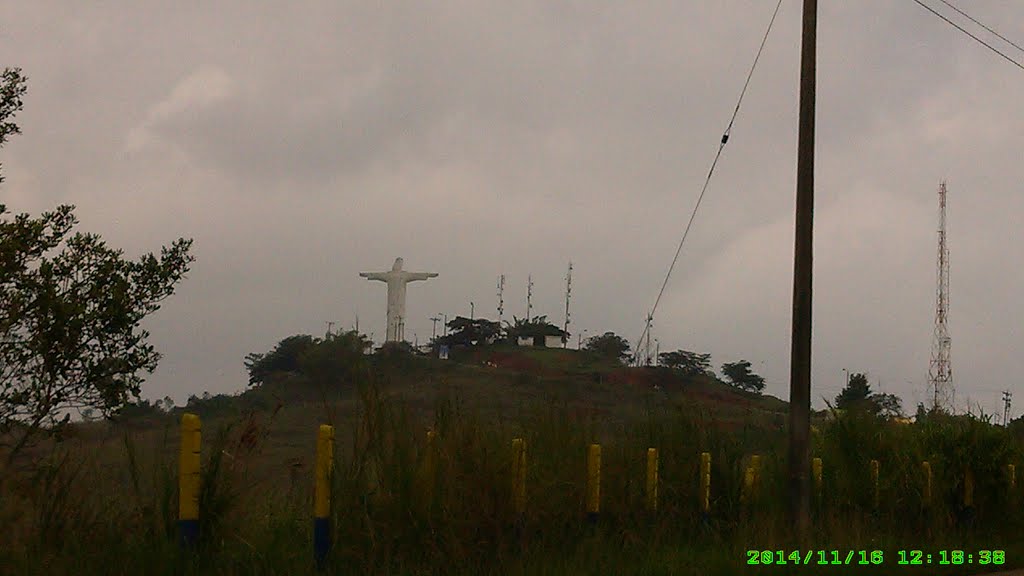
[789,0,817,539]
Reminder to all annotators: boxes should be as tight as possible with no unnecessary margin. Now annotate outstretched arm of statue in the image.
[405,272,439,282]
[360,272,389,282]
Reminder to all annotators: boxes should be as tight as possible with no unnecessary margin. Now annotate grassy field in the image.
[2,346,1022,575]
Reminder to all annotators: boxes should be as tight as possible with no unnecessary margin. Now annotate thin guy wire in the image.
[911,0,1024,72]
[935,0,1024,55]
[633,0,785,363]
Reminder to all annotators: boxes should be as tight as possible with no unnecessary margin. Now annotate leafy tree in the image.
[835,372,905,418]
[657,349,712,377]
[915,402,929,423]
[872,392,904,419]
[440,316,502,348]
[1,68,194,459]
[244,334,319,386]
[298,330,371,388]
[583,332,632,365]
[835,372,872,411]
[720,360,765,393]
[115,399,165,421]
[504,315,567,346]
[1,68,28,184]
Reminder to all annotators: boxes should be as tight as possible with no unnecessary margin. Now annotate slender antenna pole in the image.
[527,275,533,321]
[564,262,573,348]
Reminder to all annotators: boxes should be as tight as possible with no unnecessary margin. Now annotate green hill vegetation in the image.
[5,332,1024,575]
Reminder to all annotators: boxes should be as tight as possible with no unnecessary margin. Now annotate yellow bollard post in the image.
[700,452,711,519]
[922,461,932,508]
[868,459,884,508]
[750,454,762,496]
[872,457,880,506]
[812,457,823,506]
[512,438,527,516]
[741,466,755,507]
[314,424,334,569]
[964,468,974,508]
[423,429,437,502]
[586,444,601,523]
[645,448,658,513]
[178,413,201,548]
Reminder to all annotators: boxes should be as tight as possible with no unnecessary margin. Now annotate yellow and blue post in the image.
[422,430,437,504]
[963,467,974,508]
[645,448,658,514]
[586,444,601,524]
[750,454,762,497]
[870,459,880,511]
[314,424,334,570]
[812,457,823,508]
[512,438,527,517]
[922,461,932,508]
[700,452,711,521]
[178,413,201,548]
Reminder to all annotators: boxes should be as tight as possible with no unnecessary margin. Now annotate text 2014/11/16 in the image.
[747,550,884,565]
[747,549,1007,566]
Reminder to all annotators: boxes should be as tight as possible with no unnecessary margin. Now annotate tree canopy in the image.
[658,349,712,377]
[439,316,503,348]
[720,360,765,394]
[245,331,372,388]
[504,315,567,344]
[835,372,904,418]
[583,332,631,364]
[835,373,872,410]
[2,67,195,457]
[244,334,319,386]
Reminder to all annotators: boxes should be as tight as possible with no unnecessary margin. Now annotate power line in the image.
[935,0,1024,55]
[633,0,785,360]
[911,0,1024,72]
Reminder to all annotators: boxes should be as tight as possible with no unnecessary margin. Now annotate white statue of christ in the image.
[360,258,438,342]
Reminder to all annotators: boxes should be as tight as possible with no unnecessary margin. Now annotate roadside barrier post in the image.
[178,413,201,549]
[870,460,880,511]
[512,438,527,516]
[963,468,974,508]
[921,460,932,507]
[423,429,437,507]
[645,448,658,514]
[314,424,334,570]
[586,444,601,524]
[700,452,711,520]
[812,457,822,508]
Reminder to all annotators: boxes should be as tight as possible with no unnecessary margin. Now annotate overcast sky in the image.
[2,1,1022,414]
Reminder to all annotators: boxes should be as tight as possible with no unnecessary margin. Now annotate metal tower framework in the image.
[928,180,954,412]
[497,275,506,325]
[563,262,573,348]
[526,275,533,321]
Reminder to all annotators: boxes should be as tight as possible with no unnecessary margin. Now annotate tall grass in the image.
[2,377,1024,575]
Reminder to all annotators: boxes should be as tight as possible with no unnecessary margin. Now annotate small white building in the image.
[517,334,568,348]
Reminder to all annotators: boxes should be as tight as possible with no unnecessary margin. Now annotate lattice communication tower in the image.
[928,180,954,412]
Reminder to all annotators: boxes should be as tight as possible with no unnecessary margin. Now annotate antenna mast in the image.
[527,275,533,321]
[563,262,573,348]
[928,180,954,412]
[497,275,505,325]
[1003,390,1013,426]
[646,314,653,366]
